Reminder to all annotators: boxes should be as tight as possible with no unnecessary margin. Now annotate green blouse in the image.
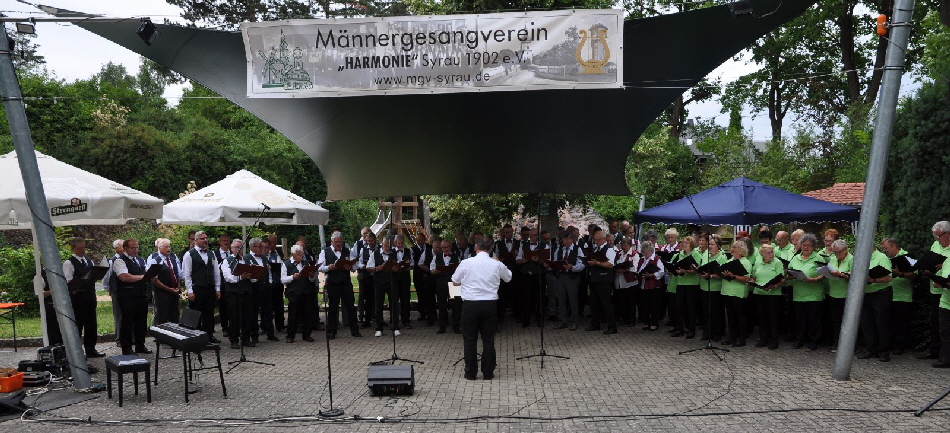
[890,249,913,303]
[721,257,752,299]
[700,250,728,292]
[827,252,853,299]
[751,258,785,296]
[866,250,893,294]
[789,252,825,302]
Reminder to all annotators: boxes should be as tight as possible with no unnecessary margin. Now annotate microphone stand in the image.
[517,194,569,368]
[374,210,423,366]
[320,270,343,417]
[227,275,276,373]
[678,194,729,360]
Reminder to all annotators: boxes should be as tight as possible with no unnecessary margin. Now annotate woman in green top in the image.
[788,233,826,351]
[826,239,853,352]
[751,244,785,350]
[882,238,914,355]
[721,241,753,347]
[671,236,700,338]
[699,235,728,341]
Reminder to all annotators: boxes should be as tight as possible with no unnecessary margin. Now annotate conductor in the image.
[452,238,512,380]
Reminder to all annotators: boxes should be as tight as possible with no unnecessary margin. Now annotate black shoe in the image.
[437,327,446,334]
[209,336,221,344]
[933,361,950,368]
[642,326,651,331]
[465,374,477,380]
[483,374,494,380]
[917,353,939,360]
[791,342,803,349]
[351,330,362,337]
[857,351,877,359]
[732,340,746,348]
[361,322,372,329]
[548,315,560,322]
[328,332,337,340]
[222,330,229,338]
[286,337,295,343]
[426,321,435,327]
[670,331,684,338]
[585,326,601,332]
[879,353,891,362]
[453,328,462,334]
[755,340,768,348]
[893,349,904,355]
[252,337,260,344]
[521,322,530,328]
[554,323,568,330]
[684,333,695,339]
[303,336,315,342]
[404,323,413,330]
[768,342,779,350]
[134,346,153,354]
[86,350,107,358]
[230,341,240,349]
[267,335,280,341]
[806,343,818,351]
[603,329,617,335]
[87,364,99,375]
[247,340,258,347]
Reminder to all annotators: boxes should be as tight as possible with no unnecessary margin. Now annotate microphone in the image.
[261,203,271,210]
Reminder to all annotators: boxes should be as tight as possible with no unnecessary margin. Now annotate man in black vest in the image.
[430,238,461,334]
[318,232,361,339]
[493,224,521,322]
[248,237,280,342]
[63,237,105,358]
[222,239,255,349]
[101,239,124,346]
[393,235,414,329]
[586,230,618,335]
[213,233,232,337]
[263,235,285,332]
[354,232,377,328]
[516,228,547,328]
[364,236,401,337]
[111,238,151,355]
[412,233,434,326]
[296,237,324,331]
[552,233,586,331]
[179,230,196,261]
[182,231,222,343]
[147,238,182,326]
[282,244,317,343]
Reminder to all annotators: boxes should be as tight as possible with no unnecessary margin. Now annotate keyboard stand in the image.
[154,340,228,403]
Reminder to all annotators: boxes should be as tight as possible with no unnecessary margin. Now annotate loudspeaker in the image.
[366,365,415,396]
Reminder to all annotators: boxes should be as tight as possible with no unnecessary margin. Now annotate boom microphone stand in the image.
[374,208,423,366]
[517,195,570,368]
[677,194,729,360]
[227,276,276,373]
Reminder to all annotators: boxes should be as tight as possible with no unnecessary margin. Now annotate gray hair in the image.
[231,238,244,248]
[113,239,124,249]
[933,221,950,234]
[290,244,304,255]
[248,237,262,248]
[799,233,819,248]
[195,230,207,240]
[732,240,748,258]
[641,241,655,252]
[664,228,679,238]
[154,238,170,248]
[475,238,493,252]
[331,231,343,240]
[831,239,848,251]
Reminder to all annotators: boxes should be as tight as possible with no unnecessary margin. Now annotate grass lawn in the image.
[1,276,419,338]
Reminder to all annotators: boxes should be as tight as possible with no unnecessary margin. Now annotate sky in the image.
[1,0,802,140]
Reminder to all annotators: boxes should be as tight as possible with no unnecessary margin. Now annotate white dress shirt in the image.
[318,248,347,273]
[638,253,666,280]
[280,260,316,284]
[181,247,221,294]
[145,252,182,286]
[451,251,513,301]
[221,255,247,284]
[247,253,270,284]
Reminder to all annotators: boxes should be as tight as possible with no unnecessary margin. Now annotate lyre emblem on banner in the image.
[575,25,611,75]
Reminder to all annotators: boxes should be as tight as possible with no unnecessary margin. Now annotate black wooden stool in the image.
[106,355,152,406]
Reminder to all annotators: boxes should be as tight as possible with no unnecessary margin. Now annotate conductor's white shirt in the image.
[452,251,513,301]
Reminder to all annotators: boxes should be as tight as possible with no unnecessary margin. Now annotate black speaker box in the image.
[366,364,415,396]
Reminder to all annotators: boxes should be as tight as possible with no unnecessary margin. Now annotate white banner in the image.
[241,10,623,97]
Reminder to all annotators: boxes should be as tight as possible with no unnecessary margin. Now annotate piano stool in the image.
[105,355,151,407]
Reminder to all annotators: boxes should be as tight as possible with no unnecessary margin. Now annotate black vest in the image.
[555,245,580,273]
[374,249,396,283]
[587,244,612,283]
[393,247,411,275]
[284,258,314,296]
[189,249,217,293]
[323,246,352,285]
[265,251,282,284]
[245,253,271,290]
[412,244,431,267]
[115,255,147,297]
[68,256,96,294]
[520,243,545,275]
[433,252,458,282]
[149,252,180,290]
[224,256,253,294]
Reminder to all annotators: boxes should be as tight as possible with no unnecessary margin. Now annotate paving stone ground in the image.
[2,315,950,432]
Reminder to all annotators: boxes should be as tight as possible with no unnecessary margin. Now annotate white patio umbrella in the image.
[161,169,329,243]
[0,150,165,344]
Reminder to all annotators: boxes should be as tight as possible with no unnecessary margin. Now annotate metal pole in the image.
[832,0,915,380]
[0,23,91,388]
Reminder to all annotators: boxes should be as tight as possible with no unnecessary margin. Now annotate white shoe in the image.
[394,330,401,336]
[374,331,382,337]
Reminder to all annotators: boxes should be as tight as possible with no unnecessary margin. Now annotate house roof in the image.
[802,183,865,206]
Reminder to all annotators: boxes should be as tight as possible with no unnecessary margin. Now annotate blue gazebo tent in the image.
[633,177,860,226]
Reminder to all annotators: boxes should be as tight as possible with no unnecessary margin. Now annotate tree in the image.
[624,123,701,208]
[7,31,45,71]
[881,80,950,255]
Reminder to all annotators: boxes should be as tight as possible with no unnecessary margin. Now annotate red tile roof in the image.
[802,183,865,206]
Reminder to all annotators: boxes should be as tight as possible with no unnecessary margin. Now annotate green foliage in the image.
[0,227,74,315]
[588,195,640,222]
[882,80,950,255]
[322,199,379,245]
[625,124,700,208]
[919,10,950,85]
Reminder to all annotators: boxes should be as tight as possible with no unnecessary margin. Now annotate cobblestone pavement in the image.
[2,316,950,432]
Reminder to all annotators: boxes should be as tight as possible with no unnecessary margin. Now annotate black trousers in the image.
[70,291,98,352]
[219,291,229,331]
[254,285,275,337]
[588,281,616,330]
[189,288,217,335]
[756,294,781,344]
[118,293,148,352]
[938,308,950,364]
[498,278,512,319]
[639,289,665,327]
[152,288,180,327]
[286,291,315,339]
[614,286,638,325]
[44,301,63,346]
[270,282,285,331]
[326,281,359,333]
[666,290,678,326]
[928,293,942,356]
[374,274,399,331]
[226,291,255,343]
[520,272,543,325]
[891,301,913,352]
[397,271,412,324]
[461,300,497,378]
[415,270,434,322]
[357,272,375,325]
[435,276,452,329]
[700,290,724,340]
[827,296,846,346]
[675,284,699,334]
[724,295,748,342]
[794,301,823,346]
[860,288,892,354]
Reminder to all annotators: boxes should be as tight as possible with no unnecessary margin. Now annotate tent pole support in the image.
[832,0,914,381]
[0,19,91,389]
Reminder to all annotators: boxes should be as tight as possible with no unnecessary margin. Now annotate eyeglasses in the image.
[197,237,208,241]
[935,232,948,239]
